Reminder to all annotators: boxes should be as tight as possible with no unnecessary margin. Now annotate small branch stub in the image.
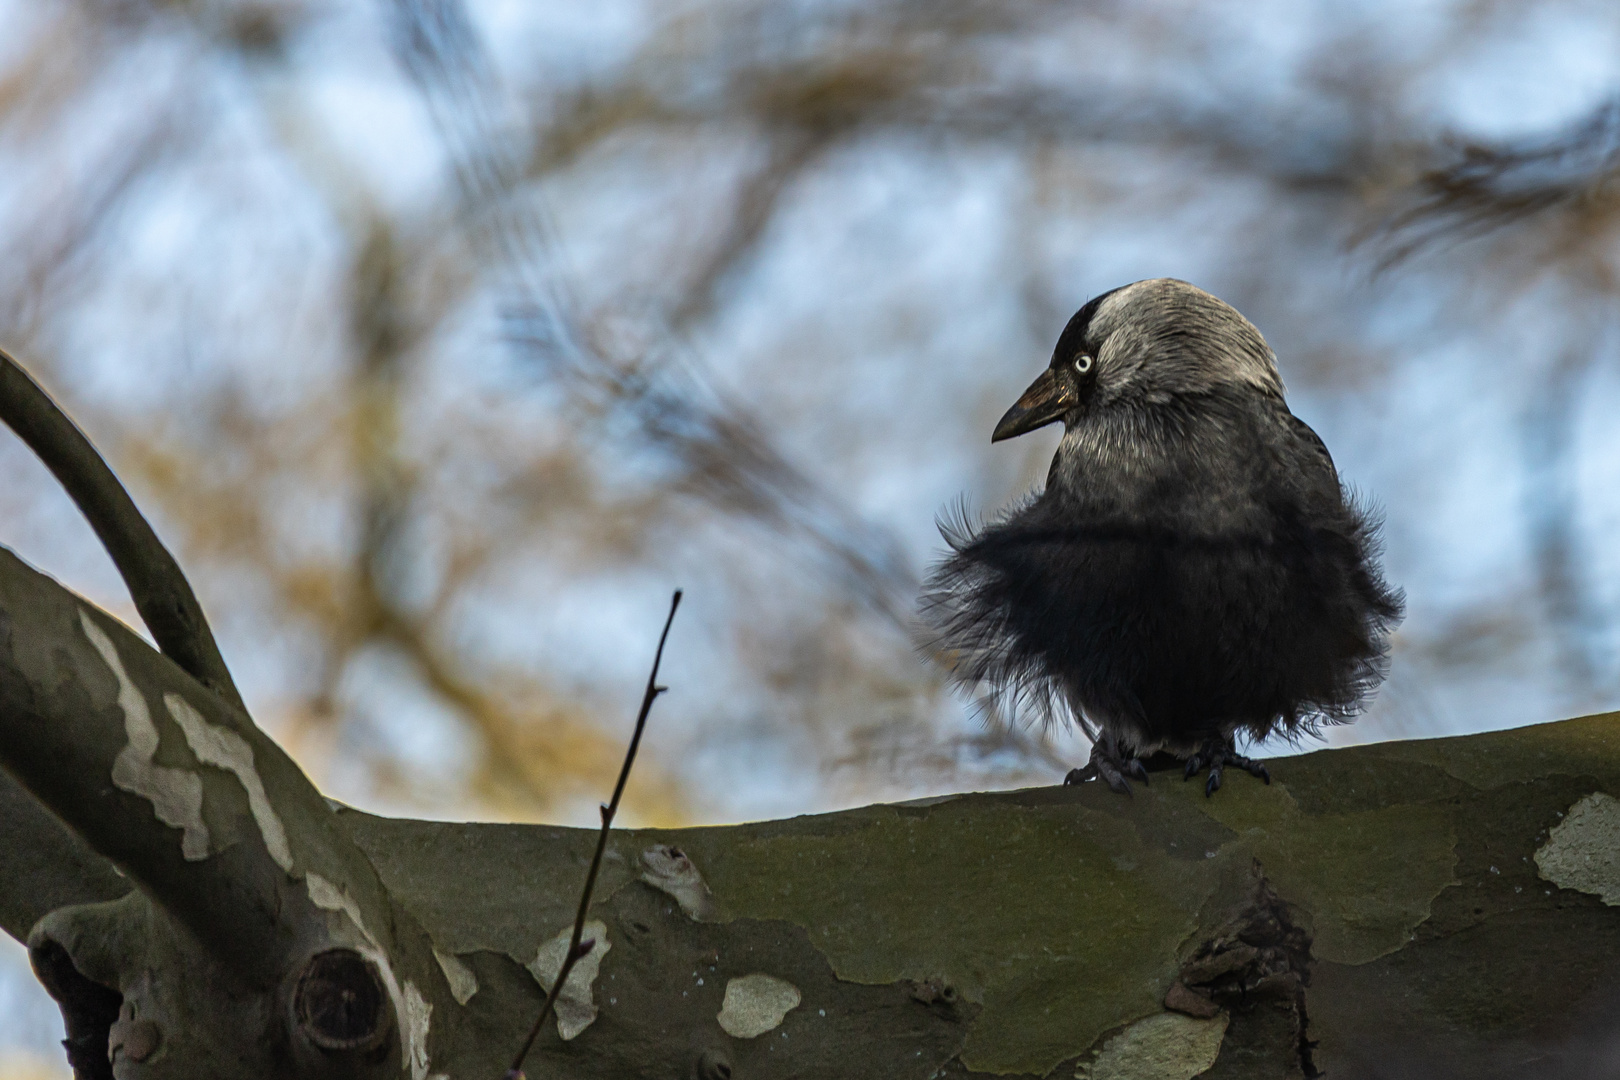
[294,948,389,1055]
[694,1048,733,1080]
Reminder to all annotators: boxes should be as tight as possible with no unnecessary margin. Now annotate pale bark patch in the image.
[81,610,209,860]
[528,919,611,1040]
[1082,1012,1229,1080]
[1535,791,1620,905]
[717,973,801,1038]
[164,691,293,874]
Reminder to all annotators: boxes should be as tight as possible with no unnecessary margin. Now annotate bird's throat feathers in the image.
[1045,388,1299,537]
[1050,394,1216,486]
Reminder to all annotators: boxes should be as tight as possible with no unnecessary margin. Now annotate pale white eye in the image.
[1074,354,1093,374]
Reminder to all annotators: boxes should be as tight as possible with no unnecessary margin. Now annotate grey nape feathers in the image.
[922,279,1403,796]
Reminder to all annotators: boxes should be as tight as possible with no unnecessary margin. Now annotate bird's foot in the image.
[1183,737,1270,797]
[1065,738,1150,797]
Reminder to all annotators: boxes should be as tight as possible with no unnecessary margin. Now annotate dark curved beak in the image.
[991,367,1078,442]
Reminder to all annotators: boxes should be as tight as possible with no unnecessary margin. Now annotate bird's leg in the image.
[1183,735,1271,797]
[1065,732,1150,796]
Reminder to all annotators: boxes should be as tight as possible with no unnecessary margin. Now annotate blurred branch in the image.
[370,598,641,814]
[667,128,832,332]
[1522,350,1612,703]
[0,83,184,338]
[528,3,1386,199]
[1371,99,1620,267]
[386,0,919,625]
[346,216,677,814]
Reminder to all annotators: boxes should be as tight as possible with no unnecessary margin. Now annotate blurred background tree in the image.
[2,0,1619,1063]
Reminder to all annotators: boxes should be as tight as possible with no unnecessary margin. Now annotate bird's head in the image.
[991,278,1285,442]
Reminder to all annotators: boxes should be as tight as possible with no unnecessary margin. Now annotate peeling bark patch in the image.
[1535,792,1620,904]
[1178,867,1319,1076]
[1082,1012,1229,1080]
[80,611,209,860]
[1179,870,1313,1002]
[403,980,432,1080]
[717,973,800,1038]
[108,1011,161,1064]
[433,947,478,1004]
[1164,981,1219,1019]
[307,872,377,947]
[641,845,718,920]
[528,920,611,1039]
[163,692,294,874]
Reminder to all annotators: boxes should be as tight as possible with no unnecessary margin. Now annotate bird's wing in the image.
[1273,408,1347,510]
[1284,411,1336,473]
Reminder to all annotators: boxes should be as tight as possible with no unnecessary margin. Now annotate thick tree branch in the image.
[338,710,1620,1080]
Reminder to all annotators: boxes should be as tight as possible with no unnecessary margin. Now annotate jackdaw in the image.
[922,279,1403,795]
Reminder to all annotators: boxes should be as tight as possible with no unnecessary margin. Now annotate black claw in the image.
[1064,766,1095,786]
[1097,757,1130,796]
[1184,736,1269,797]
[1067,738,1148,796]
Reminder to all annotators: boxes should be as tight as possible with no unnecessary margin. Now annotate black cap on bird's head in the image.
[991,278,1285,443]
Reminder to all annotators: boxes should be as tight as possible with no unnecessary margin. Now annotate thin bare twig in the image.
[0,349,243,709]
[505,588,682,1080]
